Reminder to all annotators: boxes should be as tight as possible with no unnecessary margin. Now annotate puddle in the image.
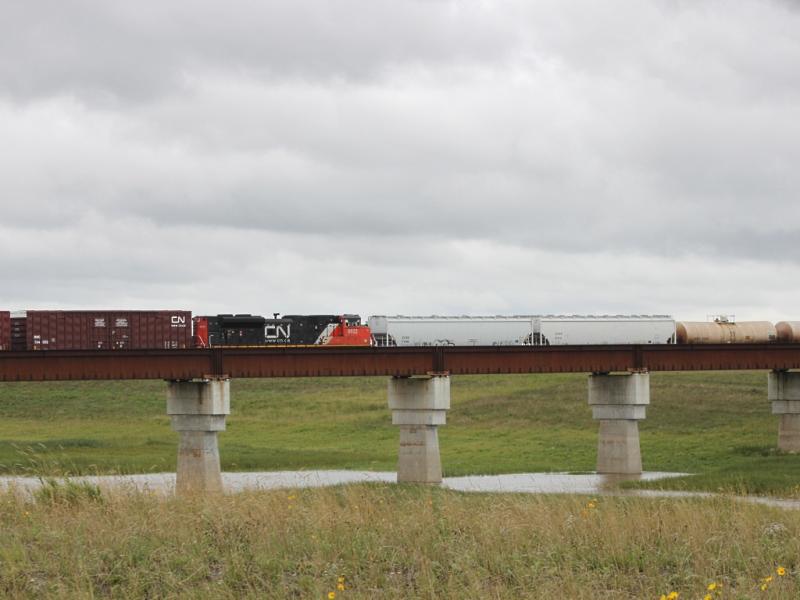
[443,472,684,495]
[624,489,800,510]
[0,470,396,495]
[1,470,798,509]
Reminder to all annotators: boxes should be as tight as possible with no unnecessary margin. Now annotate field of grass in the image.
[1,373,799,598]
[1,483,798,598]
[0,372,798,496]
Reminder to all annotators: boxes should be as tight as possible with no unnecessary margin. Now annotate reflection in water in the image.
[1,470,798,509]
[443,472,800,509]
[599,473,646,490]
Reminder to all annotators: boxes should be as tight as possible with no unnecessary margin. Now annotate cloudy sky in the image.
[1,0,799,320]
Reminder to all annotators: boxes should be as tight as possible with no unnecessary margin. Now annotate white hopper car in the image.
[368,315,537,347]
[368,315,677,346]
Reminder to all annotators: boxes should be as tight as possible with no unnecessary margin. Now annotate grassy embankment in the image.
[0,372,798,496]
[1,483,799,598]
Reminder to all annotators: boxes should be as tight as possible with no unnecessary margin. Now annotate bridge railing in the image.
[2,344,800,381]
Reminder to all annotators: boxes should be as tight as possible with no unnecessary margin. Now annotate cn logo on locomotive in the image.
[265,324,291,339]
[171,316,187,327]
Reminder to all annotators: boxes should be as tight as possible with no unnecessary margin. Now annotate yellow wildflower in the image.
[777,566,786,576]
[328,593,336,600]
[761,583,768,591]
[337,576,345,584]
[667,592,679,600]
[762,576,773,583]
[337,583,345,591]
[704,595,712,600]
[707,582,717,591]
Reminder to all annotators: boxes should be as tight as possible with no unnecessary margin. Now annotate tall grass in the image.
[1,483,798,598]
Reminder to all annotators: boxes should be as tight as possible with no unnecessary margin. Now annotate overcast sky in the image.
[1,0,799,320]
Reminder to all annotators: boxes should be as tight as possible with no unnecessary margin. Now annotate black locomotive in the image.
[193,314,372,347]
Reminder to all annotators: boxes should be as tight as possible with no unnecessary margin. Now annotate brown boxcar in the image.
[127,311,192,349]
[26,311,192,350]
[0,311,9,351]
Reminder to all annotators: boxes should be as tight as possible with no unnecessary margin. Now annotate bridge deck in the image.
[1,344,799,381]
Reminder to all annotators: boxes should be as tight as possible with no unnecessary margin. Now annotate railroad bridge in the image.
[1,344,799,494]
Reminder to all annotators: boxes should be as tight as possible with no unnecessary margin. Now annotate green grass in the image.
[1,484,799,598]
[0,372,798,496]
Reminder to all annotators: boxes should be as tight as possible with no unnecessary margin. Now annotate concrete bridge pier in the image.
[388,375,450,484]
[768,370,800,453]
[167,378,230,494]
[588,372,650,474]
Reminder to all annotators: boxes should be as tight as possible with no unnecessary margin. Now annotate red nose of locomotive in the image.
[326,315,373,346]
[193,316,209,348]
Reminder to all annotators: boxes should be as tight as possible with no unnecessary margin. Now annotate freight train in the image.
[1,310,800,351]
[0,311,372,351]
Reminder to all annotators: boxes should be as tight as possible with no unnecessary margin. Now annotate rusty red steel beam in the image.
[2,344,800,382]
[220,346,437,378]
[0,347,440,381]
[0,350,211,382]
[639,344,800,372]
[212,344,800,376]
[442,344,800,374]
[442,346,636,374]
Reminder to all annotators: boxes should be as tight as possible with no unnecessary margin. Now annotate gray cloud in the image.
[1,1,800,319]
[0,0,517,103]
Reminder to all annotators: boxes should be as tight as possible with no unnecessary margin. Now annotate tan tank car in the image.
[676,320,777,344]
[775,321,800,342]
